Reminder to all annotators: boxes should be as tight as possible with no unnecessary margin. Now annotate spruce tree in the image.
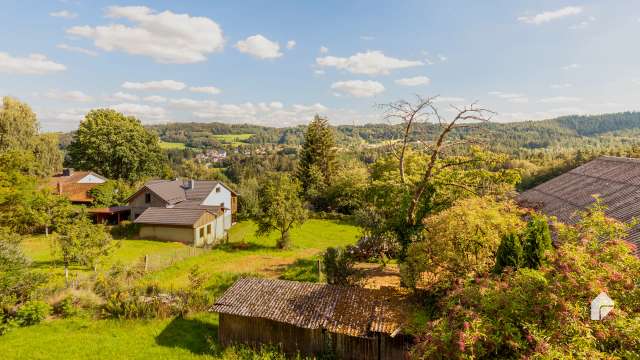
[522,215,552,269]
[296,115,336,199]
[494,232,523,273]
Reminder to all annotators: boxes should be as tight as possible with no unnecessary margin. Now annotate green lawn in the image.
[211,133,253,145]
[160,141,187,150]
[0,313,219,360]
[142,219,361,289]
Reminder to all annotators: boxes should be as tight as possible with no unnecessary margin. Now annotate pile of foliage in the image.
[410,203,640,359]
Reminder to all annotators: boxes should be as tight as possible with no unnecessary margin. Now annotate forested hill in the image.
[146,111,640,150]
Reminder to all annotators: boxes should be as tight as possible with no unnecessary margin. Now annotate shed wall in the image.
[139,225,194,244]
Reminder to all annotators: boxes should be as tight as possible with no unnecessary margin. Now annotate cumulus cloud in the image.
[56,43,98,57]
[550,83,572,89]
[316,50,423,75]
[562,63,581,70]
[286,40,296,49]
[189,86,221,95]
[360,35,375,41]
[539,96,582,104]
[110,103,166,119]
[143,95,167,103]
[235,34,282,59]
[50,10,77,19]
[395,76,431,86]
[66,6,224,64]
[437,54,448,62]
[319,46,329,54]
[488,91,528,103]
[45,89,93,102]
[122,80,186,91]
[518,6,583,25]
[112,91,139,101]
[331,80,385,97]
[191,101,330,125]
[0,53,66,75]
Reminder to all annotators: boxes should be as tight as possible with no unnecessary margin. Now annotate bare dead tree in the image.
[379,95,495,230]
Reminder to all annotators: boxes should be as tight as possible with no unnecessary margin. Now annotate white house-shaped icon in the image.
[590,292,614,320]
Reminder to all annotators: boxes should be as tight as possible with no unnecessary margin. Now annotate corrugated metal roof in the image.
[133,207,210,227]
[210,278,406,337]
[519,156,640,255]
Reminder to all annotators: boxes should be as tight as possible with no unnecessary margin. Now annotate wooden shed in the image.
[210,278,412,359]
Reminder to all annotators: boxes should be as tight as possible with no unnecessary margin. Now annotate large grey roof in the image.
[133,207,210,227]
[146,180,186,205]
[210,277,406,337]
[518,156,640,255]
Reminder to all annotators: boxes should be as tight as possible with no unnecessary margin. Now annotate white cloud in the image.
[562,63,581,70]
[489,91,528,103]
[50,10,77,19]
[550,83,572,89]
[112,91,139,101]
[316,50,423,75]
[286,40,296,49]
[0,53,66,75]
[143,95,167,103]
[56,43,98,57]
[395,76,431,86]
[192,101,331,125]
[518,6,583,25]
[168,98,212,109]
[319,46,329,54]
[269,101,284,109]
[67,6,224,64]
[432,96,466,103]
[331,80,385,97]
[45,89,93,102]
[314,69,325,76]
[235,34,282,59]
[110,103,166,119]
[189,86,221,95]
[437,54,448,62]
[122,80,186,91]
[360,35,375,41]
[570,16,596,30]
[539,96,582,104]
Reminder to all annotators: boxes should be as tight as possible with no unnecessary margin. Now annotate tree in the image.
[296,115,336,201]
[521,214,552,269]
[0,97,37,152]
[0,227,47,306]
[376,96,520,257]
[323,247,358,285]
[67,109,166,181]
[54,215,114,278]
[28,190,74,236]
[88,180,136,208]
[255,173,307,249]
[494,232,524,273]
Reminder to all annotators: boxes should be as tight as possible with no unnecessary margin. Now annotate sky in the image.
[1,0,640,132]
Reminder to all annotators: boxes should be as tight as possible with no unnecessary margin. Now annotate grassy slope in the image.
[159,141,187,150]
[4,219,360,359]
[0,313,219,360]
[142,219,361,288]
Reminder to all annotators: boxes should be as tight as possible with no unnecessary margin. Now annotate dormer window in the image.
[145,193,151,204]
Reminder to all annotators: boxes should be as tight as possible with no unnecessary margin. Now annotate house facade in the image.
[127,179,237,246]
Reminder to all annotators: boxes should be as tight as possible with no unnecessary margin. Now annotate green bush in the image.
[52,296,76,318]
[323,247,358,285]
[494,232,523,273]
[15,300,50,326]
[110,221,140,239]
[522,215,552,269]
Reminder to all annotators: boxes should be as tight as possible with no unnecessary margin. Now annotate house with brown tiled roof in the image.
[210,277,411,359]
[127,179,238,246]
[518,156,640,255]
[48,168,107,204]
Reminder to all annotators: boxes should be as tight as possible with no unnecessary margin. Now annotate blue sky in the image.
[1,1,639,131]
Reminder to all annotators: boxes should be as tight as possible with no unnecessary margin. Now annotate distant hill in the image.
[145,112,640,153]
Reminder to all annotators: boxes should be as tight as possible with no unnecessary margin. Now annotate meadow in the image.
[2,219,361,359]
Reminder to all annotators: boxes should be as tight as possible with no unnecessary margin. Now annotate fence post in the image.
[144,254,149,272]
[317,259,322,279]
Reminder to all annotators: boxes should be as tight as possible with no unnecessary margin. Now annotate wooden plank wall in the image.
[218,314,409,359]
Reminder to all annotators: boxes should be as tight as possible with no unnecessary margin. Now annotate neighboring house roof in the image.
[518,156,640,255]
[133,207,214,227]
[128,179,236,205]
[210,277,406,337]
[48,170,107,203]
[172,200,225,212]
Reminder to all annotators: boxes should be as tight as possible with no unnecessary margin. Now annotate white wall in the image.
[201,184,232,210]
[78,174,106,184]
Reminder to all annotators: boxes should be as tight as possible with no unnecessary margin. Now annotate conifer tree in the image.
[296,115,336,198]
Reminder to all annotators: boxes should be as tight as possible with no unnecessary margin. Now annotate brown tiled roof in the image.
[134,207,211,227]
[145,180,186,205]
[48,171,107,203]
[210,277,406,337]
[519,156,640,255]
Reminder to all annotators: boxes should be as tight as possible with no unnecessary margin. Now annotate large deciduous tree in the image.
[296,115,337,203]
[255,173,307,249]
[67,109,166,181]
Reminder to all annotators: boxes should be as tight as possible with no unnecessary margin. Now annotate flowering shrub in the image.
[409,204,640,359]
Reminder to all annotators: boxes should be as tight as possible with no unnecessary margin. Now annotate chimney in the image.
[57,182,63,195]
[62,168,73,176]
[183,179,194,190]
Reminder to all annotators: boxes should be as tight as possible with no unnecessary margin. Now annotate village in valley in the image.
[1,2,640,360]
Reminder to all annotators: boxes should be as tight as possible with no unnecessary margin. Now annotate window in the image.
[199,227,205,238]
[215,187,221,193]
[207,224,211,235]
[144,193,151,204]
